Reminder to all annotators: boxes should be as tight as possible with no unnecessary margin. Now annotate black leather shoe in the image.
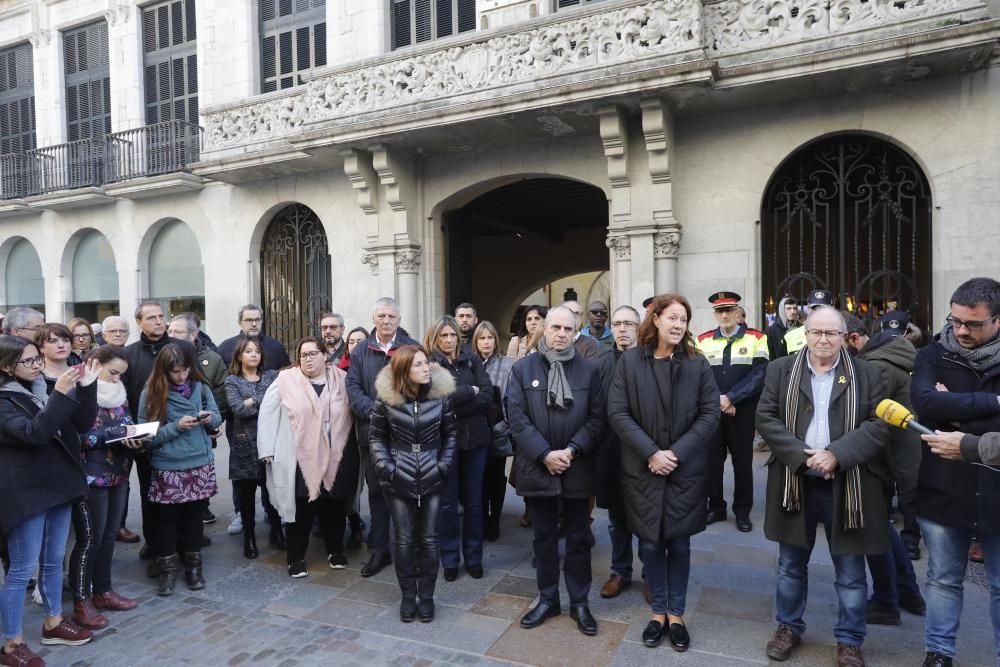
[906,542,921,561]
[361,551,391,578]
[922,652,953,667]
[570,605,597,636]
[443,567,459,582]
[520,601,561,629]
[706,509,727,525]
[641,620,663,647]
[417,598,434,622]
[668,622,690,652]
[400,598,417,623]
[466,564,483,579]
[736,517,753,532]
[900,591,927,616]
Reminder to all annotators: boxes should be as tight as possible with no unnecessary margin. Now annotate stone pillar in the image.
[196,0,256,107]
[29,5,63,148]
[606,235,631,308]
[395,248,422,330]
[654,229,681,294]
[106,4,143,131]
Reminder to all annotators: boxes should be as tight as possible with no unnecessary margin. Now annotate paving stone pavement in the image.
[23,449,997,667]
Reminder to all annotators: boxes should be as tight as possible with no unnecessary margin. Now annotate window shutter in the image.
[436,0,453,38]
[64,21,111,142]
[392,0,411,49]
[392,0,476,51]
[142,0,198,124]
[314,23,326,68]
[457,0,476,33]
[259,0,325,92]
[415,0,432,43]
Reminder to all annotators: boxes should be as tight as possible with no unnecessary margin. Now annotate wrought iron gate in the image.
[260,204,331,351]
[761,135,932,329]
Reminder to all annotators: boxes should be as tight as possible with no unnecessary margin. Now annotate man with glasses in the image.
[597,305,641,599]
[757,305,889,667]
[101,316,130,347]
[910,277,1000,667]
[218,304,290,371]
[581,300,613,354]
[696,292,769,532]
[1,307,44,338]
[319,313,347,364]
[784,290,835,354]
[562,300,603,361]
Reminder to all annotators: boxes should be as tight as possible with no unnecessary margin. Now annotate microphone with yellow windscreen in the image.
[875,399,934,436]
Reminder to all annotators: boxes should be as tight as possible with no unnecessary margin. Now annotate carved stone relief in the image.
[606,235,632,261]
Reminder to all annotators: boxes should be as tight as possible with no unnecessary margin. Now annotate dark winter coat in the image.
[369,365,457,501]
[346,329,419,448]
[122,333,171,421]
[224,370,278,481]
[0,378,97,535]
[911,341,1000,534]
[218,333,290,372]
[607,347,720,543]
[757,353,890,555]
[596,347,626,509]
[506,352,605,499]
[431,350,492,451]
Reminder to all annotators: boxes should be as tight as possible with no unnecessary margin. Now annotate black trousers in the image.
[482,455,508,533]
[361,448,391,556]
[708,405,756,518]
[528,496,592,606]
[285,495,346,565]
[386,493,441,601]
[134,454,156,548]
[154,500,203,557]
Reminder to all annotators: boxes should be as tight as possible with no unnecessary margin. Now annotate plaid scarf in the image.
[782,350,865,531]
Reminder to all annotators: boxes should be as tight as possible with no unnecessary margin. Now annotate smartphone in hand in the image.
[197,410,212,423]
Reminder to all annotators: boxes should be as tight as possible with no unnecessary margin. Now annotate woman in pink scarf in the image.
[257,337,357,578]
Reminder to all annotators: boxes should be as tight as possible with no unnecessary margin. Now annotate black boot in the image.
[243,527,258,559]
[418,572,436,622]
[268,515,286,550]
[183,552,206,590]
[156,554,179,597]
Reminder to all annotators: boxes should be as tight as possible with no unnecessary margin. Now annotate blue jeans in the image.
[639,538,690,615]
[439,446,487,569]
[775,478,867,646]
[919,517,1000,660]
[1,503,73,639]
[866,520,921,608]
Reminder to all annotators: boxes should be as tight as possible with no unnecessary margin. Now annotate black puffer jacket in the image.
[506,352,605,499]
[607,347,720,544]
[369,364,457,501]
[431,350,492,451]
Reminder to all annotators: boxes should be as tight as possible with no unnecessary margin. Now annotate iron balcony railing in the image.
[0,120,203,200]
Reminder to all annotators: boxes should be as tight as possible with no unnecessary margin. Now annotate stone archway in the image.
[443,177,609,333]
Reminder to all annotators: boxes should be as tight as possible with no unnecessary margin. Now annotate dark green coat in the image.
[756,352,890,555]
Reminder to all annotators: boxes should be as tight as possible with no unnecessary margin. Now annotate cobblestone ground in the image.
[25,449,997,667]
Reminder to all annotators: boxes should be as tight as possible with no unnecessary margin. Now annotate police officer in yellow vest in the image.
[783,290,835,354]
[696,292,769,532]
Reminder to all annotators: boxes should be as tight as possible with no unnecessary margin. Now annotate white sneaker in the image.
[227,515,243,535]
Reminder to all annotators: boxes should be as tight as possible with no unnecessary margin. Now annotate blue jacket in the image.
[138,382,222,472]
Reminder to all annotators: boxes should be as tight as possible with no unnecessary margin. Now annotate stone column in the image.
[395,248,422,330]
[29,5,63,148]
[606,235,631,309]
[106,4,143,131]
[654,229,681,294]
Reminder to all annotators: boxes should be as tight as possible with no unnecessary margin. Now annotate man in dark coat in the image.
[217,304,290,371]
[910,277,1000,667]
[507,306,605,636]
[596,305,640,599]
[346,296,419,577]
[320,312,346,364]
[756,306,889,667]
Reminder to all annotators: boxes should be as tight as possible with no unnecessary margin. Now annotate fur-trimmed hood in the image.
[374,363,456,407]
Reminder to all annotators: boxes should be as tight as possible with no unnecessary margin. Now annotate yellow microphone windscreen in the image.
[876,398,912,429]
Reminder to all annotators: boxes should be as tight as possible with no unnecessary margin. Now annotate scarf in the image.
[278,366,352,502]
[940,323,1000,373]
[537,337,575,410]
[782,349,865,530]
[171,381,192,399]
[0,376,48,409]
[96,379,128,409]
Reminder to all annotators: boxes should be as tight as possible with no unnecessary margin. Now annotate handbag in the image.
[490,421,513,458]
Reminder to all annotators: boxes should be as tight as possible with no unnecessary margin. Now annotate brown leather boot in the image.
[766,624,801,661]
[72,599,109,630]
[600,574,631,599]
[836,643,865,667]
[93,590,139,611]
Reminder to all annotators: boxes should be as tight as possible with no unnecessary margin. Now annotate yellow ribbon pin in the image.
[837,376,846,384]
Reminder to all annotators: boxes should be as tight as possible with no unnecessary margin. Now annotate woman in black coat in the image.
[423,316,492,581]
[369,345,457,623]
[607,294,720,651]
[0,335,101,664]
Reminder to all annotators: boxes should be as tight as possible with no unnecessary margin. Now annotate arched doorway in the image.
[761,135,932,329]
[259,203,331,350]
[148,220,206,325]
[444,177,609,335]
[2,239,44,313]
[71,231,119,323]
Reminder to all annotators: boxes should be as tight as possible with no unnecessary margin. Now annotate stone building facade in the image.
[0,0,997,346]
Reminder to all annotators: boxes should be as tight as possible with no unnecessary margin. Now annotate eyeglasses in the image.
[104,329,127,336]
[946,315,997,331]
[589,309,608,316]
[806,329,845,340]
[299,350,324,360]
[73,333,92,340]
[320,324,343,330]
[16,355,44,368]
[611,320,638,329]
[241,317,263,324]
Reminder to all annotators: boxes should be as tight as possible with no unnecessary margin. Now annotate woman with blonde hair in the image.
[68,318,96,366]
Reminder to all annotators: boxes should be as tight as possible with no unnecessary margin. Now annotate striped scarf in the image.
[782,350,865,531]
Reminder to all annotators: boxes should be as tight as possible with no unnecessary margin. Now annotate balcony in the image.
[195,0,998,182]
[0,120,205,213]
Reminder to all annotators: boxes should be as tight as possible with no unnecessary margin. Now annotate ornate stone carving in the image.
[654,231,681,259]
[640,98,672,185]
[606,235,631,261]
[705,0,981,53]
[341,148,378,215]
[395,249,422,274]
[360,253,379,275]
[204,0,703,149]
[599,105,629,189]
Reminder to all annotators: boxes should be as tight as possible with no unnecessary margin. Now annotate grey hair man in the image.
[2,306,44,338]
[101,315,130,347]
[319,312,346,363]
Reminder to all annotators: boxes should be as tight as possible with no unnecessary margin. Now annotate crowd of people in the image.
[1,277,999,667]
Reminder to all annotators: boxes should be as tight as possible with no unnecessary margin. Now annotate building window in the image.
[148,220,205,324]
[0,43,35,155]
[556,0,608,7]
[72,231,119,323]
[259,0,327,94]
[142,0,198,126]
[3,239,44,313]
[390,0,476,50]
[63,21,111,142]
